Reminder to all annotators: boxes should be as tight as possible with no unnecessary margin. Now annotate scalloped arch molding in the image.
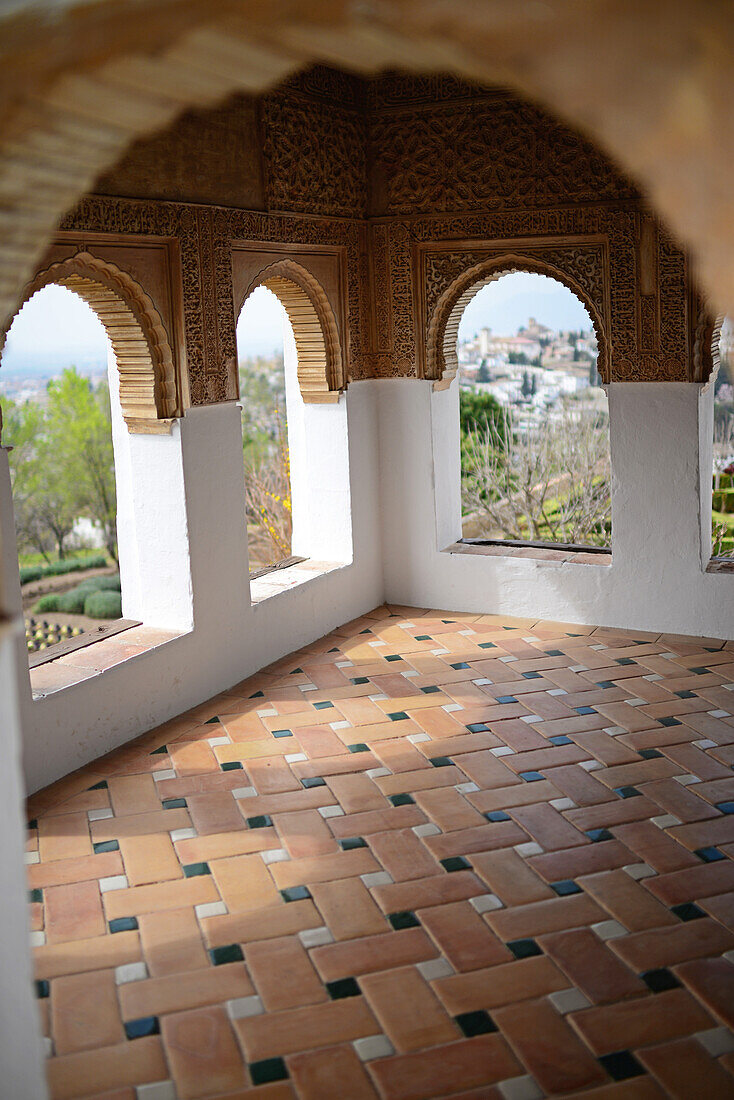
[1,253,179,434]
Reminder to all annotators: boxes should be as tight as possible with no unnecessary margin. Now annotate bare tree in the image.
[462,406,611,546]
[244,408,292,570]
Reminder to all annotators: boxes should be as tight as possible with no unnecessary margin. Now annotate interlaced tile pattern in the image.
[25,606,734,1099]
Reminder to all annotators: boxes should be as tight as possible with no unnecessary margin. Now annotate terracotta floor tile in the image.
[424,821,528,860]
[46,1037,167,1100]
[611,918,734,972]
[366,1035,521,1100]
[107,774,160,817]
[470,849,554,905]
[51,969,124,1054]
[327,804,426,838]
[161,1005,247,1099]
[487,893,606,941]
[539,927,647,1004]
[310,928,438,982]
[28,850,123,890]
[675,956,734,1029]
[296,726,350,758]
[168,740,219,776]
[493,998,607,1094]
[327,773,388,813]
[138,906,209,976]
[470,778,561,813]
[510,801,589,851]
[235,997,378,1061]
[637,1037,734,1098]
[578,868,678,930]
[174,826,280,863]
[104,875,220,920]
[121,960,252,1018]
[433,955,568,1016]
[46,880,105,943]
[359,965,459,1052]
[202,898,321,948]
[367,828,442,881]
[209,852,279,911]
[565,795,660,830]
[570,988,714,1055]
[247,757,302,794]
[371,869,485,914]
[90,807,191,843]
[35,930,141,981]
[274,808,339,858]
[38,812,93,863]
[450,750,519,791]
[119,832,182,886]
[375,766,465,797]
[418,900,511,971]
[413,787,489,832]
[529,839,634,881]
[644,861,734,906]
[612,821,701,873]
[185,791,247,835]
[246,935,328,1010]
[271,848,379,890]
[310,877,389,939]
[287,1043,377,1099]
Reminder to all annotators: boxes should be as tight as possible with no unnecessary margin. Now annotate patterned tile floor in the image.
[25,605,734,1100]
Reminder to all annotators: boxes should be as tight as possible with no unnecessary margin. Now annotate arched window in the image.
[236,285,294,574]
[1,284,123,662]
[712,316,734,559]
[235,268,353,594]
[453,271,612,551]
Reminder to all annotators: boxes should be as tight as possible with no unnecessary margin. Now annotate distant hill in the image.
[0,348,107,376]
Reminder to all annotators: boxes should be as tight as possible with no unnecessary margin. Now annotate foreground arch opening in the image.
[452,271,612,554]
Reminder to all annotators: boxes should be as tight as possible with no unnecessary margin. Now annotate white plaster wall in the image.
[109,347,194,631]
[284,325,353,564]
[7,380,382,793]
[0,449,49,1098]
[378,378,734,639]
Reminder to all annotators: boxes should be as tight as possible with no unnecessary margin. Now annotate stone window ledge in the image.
[251,559,348,605]
[445,540,612,566]
[30,624,184,699]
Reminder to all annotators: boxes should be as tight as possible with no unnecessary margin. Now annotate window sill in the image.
[30,624,184,699]
[446,540,612,566]
[250,558,348,604]
[707,557,734,575]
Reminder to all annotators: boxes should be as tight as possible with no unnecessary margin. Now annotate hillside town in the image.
[458,317,605,422]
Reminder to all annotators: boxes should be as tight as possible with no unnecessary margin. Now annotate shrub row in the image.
[33,575,122,619]
[19,554,108,586]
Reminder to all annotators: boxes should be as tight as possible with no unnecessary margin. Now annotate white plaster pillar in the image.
[607,383,705,573]
[698,380,715,565]
[0,449,49,1098]
[109,347,194,631]
[284,323,353,564]
[179,402,252,629]
[431,378,463,550]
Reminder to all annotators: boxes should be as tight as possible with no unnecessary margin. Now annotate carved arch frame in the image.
[237,259,345,404]
[423,251,610,389]
[1,251,180,434]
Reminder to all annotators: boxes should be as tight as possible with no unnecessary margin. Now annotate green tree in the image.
[459,389,507,441]
[44,369,117,561]
[475,360,491,384]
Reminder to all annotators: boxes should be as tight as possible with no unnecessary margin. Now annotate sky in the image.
[1,272,591,376]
